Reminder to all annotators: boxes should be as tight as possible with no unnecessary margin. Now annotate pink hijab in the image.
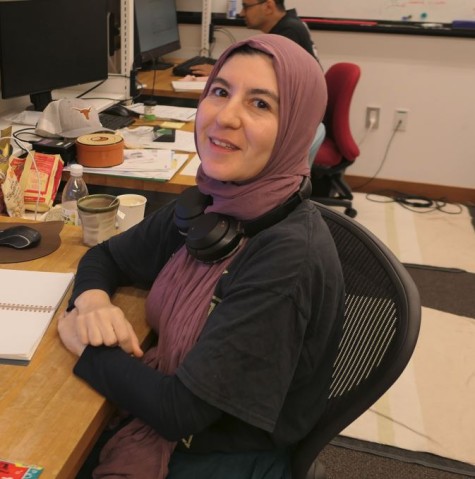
[196,34,327,220]
[92,34,327,479]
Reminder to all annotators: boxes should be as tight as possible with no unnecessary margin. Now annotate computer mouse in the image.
[0,225,42,249]
[105,104,138,117]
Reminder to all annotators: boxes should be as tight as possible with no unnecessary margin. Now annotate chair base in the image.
[310,163,357,218]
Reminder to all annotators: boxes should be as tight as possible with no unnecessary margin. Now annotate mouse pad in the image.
[0,220,64,264]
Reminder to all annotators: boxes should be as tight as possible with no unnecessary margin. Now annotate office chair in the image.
[308,123,326,167]
[311,63,361,218]
[291,202,421,479]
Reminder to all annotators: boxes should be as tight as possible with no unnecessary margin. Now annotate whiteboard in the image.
[175,0,475,23]
[287,0,475,23]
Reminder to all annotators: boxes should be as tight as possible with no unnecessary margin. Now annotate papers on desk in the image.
[119,126,197,153]
[171,75,208,92]
[126,103,197,122]
[6,110,42,126]
[71,150,189,181]
[180,154,201,177]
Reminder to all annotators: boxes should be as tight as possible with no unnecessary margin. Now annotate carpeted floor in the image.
[321,194,475,477]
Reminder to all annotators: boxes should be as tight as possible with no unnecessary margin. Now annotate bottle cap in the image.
[70,163,84,176]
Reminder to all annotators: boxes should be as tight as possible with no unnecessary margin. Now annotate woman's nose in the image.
[215,99,242,129]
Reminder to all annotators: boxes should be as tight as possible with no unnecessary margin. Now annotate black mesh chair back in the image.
[291,203,421,479]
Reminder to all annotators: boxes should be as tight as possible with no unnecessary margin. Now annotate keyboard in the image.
[173,56,217,77]
[99,112,135,131]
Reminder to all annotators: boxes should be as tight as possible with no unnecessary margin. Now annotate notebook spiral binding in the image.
[0,303,54,313]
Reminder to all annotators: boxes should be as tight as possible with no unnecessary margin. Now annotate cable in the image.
[76,79,108,99]
[365,190,464,215]
[12,127,42,144]
[358,114,377,147]
[151,58,158,100]
[353,119,402,191]
[214,27,237,46]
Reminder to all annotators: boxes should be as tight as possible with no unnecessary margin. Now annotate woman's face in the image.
[196,53,279,182]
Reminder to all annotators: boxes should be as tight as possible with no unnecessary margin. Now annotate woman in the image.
[59,34,345,478]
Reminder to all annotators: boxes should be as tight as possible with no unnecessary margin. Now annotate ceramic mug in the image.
[77,194,119,246]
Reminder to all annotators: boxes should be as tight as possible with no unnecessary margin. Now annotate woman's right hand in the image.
[71,289,143,357]
[189,63,213,77]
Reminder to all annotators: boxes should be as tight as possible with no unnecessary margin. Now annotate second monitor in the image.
[134,0,181,71]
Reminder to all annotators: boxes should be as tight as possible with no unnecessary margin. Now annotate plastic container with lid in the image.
[76,133,124,168]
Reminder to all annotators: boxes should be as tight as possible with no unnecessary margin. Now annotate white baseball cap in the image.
[35,99,113,139]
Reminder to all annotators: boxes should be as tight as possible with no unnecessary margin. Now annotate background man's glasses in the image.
[241,0,266,11]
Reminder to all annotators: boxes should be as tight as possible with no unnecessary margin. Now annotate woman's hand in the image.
[189,63,213,77]
[58,289,144,358]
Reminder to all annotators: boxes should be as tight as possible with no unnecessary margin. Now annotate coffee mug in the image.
[116,194,147,232]
[77,194,119,246]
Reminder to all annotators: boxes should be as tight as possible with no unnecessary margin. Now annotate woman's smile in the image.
[209,136,240,151]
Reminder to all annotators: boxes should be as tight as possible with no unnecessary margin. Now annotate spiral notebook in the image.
[0,269,74,364]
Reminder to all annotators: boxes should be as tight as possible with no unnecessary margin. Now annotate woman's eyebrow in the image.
[211,77,279,104]
[211,76,229,88]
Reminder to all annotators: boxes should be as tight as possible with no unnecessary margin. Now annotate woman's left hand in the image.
[58,308,88,357]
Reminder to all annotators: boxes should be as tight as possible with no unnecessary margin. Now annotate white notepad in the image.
[0,269,74,364]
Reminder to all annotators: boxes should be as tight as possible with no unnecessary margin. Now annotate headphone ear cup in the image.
[186,213,243,263]
[174,186,212,234]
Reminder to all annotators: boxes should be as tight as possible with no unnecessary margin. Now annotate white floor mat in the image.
[350,193,475,273]
[341,307,475,467]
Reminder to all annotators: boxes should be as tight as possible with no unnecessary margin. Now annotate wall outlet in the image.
[366,106,380,129]
[394,109,409,131]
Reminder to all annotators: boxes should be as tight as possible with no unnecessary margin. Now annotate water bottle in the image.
[226,0,237,19]
[61,164,89,225]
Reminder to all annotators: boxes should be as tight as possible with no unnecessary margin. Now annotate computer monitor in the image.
[0,0,109,111]
[134,0,181,71]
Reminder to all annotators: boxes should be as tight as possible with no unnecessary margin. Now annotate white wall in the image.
[174,24,475,191]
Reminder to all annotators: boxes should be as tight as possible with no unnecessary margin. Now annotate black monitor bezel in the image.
[0,0,109,111]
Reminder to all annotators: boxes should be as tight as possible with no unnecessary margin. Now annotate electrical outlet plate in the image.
[394,109,409,131]
[366,107,380,129]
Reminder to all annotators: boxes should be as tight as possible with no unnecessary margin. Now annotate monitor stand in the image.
[27,91,53,112]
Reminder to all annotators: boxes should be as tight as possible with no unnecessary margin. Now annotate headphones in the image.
[174,177,312,263]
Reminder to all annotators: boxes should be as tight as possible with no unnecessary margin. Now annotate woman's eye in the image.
[210,86,228,98]
[252,99,270,110]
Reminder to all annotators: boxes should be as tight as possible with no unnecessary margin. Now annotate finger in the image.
[126,322,144,358]
[76,310,116,347]
[114,321,143,357]
[190,66,205,75]
[75,311,93,344]
[58,311,87,356]
[90,315,120,347]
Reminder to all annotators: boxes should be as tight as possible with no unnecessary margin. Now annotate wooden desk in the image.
[0,218,151,478]
[61,109,198,194]
[78,159,196,195]
[136,59,203,101]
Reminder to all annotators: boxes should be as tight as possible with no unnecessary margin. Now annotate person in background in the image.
[59,34,343,479]
[190,0,318,76]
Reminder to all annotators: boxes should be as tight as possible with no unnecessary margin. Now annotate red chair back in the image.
[316,63,361,167]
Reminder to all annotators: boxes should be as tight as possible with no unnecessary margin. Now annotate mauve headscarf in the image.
[197,34,327,220]
[92,34,327,479]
